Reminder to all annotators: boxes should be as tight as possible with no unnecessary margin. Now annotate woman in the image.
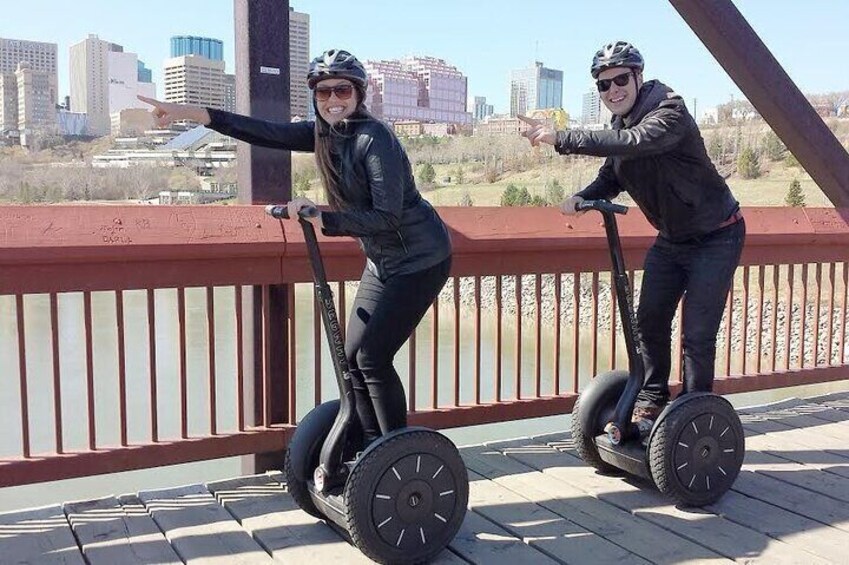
[140,49,452,446]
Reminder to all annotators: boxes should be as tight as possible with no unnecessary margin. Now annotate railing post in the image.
[234,0,292,474]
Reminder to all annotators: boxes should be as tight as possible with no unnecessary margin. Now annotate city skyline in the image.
[1,1,849,120]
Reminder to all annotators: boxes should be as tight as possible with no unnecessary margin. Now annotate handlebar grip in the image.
[264,204,319,219]
[576,199,628,215]
[265,204,289,219]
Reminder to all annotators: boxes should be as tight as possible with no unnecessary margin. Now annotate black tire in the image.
[284,400,340,519]
[344,430,468,565]
[649,394,744,507]
[571,370,630,473]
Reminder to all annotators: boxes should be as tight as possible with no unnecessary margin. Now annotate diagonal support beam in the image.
[670,0,849,207]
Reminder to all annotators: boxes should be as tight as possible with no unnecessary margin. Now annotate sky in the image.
[2,0,848,120]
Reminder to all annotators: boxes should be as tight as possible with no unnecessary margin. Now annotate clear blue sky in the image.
[2,1,848,119]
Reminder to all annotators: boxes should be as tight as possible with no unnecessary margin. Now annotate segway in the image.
[266,204,468,564]
[570,200,744,506]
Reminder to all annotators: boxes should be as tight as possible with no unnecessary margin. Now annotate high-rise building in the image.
[0,37,58,136]
[137,60,152,83]
[509,61,563,117]
[163,54,226,112]
[581,87,612,128]
[473,96,494,121]
[16,61,56,134]
[0,73,17,132]
[223,73,236,113]
[108,50,156,118]
[364,56,471,125]
[289,8,310,119]
[170,36,223,61]
[70,34,123,136]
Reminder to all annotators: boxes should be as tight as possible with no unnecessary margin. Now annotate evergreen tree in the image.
[544,178,565,206]
[785,178,805,207]
[737,146,761,179]
[500,183,532,206]
[417,162,436,185]
[762,131,786,161]
[453,165,465,185]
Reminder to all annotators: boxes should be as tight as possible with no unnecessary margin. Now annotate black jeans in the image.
[346,257,451,442]
[636,220,745,409]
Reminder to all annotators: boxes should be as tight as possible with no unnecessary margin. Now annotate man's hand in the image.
[137,95,210,127]
[560,195,586,216]
[518,114,556,147]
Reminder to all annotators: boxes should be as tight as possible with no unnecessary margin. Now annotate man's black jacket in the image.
[557,80,739,242]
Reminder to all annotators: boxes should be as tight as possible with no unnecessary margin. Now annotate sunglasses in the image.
[596,72,632,93]
[314,84,355,101]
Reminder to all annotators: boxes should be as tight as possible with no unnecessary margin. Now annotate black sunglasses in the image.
[596,72,633,93]
[314,84,354,101]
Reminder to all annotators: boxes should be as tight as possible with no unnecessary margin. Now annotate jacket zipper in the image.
[396,230,409,254]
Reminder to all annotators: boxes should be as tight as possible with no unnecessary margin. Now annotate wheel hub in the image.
[673,413,738,493]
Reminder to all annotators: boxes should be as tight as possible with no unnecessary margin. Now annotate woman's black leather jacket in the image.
[207,108,452,278]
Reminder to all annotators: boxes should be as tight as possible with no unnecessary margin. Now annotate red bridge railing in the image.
[0,205,846,487]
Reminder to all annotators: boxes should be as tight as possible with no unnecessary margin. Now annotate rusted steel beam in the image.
[234,0,291,206]
[234,0,292,474]
[669,0,849,207]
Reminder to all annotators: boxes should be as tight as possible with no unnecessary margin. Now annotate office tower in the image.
[473,96,494,121]
[581,87,612,127]
[70,34,123,136]
[509,61,563,117]
[0,37,58,136]
[289,8,310,118]
[223,73,236,113]
[170,36,223,61]
[163,54,226,111]
[364,56,471,125]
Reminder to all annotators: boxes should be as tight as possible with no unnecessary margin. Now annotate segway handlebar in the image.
[575,199,628,215]
[265,203,319,220]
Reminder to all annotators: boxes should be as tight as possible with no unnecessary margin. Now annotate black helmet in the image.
[591,41,644,79]
[308,49,368,89]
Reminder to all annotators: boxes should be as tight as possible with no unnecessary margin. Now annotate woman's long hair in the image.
[313,83,371,210]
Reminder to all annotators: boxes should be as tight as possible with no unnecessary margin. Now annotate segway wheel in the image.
[649,394,744,507]
[344,429,468,565]
[284,400,340,518]
[571,370,630,473]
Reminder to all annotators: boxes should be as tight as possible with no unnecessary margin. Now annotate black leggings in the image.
[345,257,451,443]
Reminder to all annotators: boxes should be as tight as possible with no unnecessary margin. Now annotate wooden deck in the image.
[2,392,849,564]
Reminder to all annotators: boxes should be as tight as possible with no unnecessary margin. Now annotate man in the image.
[522,41,744,429]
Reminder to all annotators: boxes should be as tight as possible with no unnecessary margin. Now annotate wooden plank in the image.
[462,445,731,565]
[447,508,559,565]
[742,448,849,502]
[816,392,849,414]
[711,489,849,563]
[730,468,849,535]
[205,473,372,563]
[740,409,849,456]
[137,483,274,564]
[64,495,180,565]
[0,505,85,564]
[465,466,649,565]
[493,435,830,565]
[741,431,849,480]
[739,400,849,442]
